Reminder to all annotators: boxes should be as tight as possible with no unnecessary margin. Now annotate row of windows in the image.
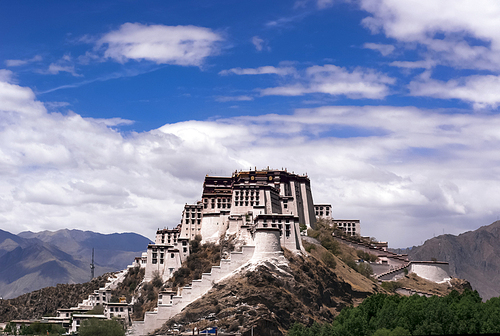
[234,195,259,200]
[337,222,357,227]
[315,206,330,211]
[108,307,127,312]
[152,252,179,264]
[185,207,202,211]
[184,212,201,218]
[263,218,290,224]
[260,223,292,237]
[203,198,231,203]
[185,219,201,224]
[235,190,258,195]
[235,201,260,206]
[203,203,232,209]
[315,211,330,216]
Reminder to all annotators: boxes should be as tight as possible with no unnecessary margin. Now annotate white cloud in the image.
[390,60,436,69]
[98,23,223,66]
[260,64,395,99]
[45,64,81,77]
[317,0,335,9]
[409,74,500,109]
[252,36,264,51]
[0,69,13,82]
[38,54,81,77]
[215,95,254,102]
[5,55,42,67]
[219,66,295,76]
[3,75,500,246]
[360,0,500,70]
[363,43,395,56]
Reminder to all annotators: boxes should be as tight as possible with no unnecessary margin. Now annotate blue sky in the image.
[2,0,500,247]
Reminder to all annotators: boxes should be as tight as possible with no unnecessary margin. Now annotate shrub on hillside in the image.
[321,251,337,269]
[78,318,125,336]
[380,281,401,293]
[169,238,221,289]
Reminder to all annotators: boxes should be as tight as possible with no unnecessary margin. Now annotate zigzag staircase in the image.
[142,245,255,334]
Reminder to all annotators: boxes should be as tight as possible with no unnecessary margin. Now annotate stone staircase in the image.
[143,245,255,334]
[375,262,410,281]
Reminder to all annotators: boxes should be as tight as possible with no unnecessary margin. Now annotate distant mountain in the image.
[18,229,152,275]
[0,229,151,299]
[0,229,31,258]
[403,221,500,300]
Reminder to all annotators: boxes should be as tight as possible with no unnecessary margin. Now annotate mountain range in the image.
[0,229,151,299]
[394,220,500,300]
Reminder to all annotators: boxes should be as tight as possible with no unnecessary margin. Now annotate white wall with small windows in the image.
[333,219,361,236]
[254,214,303,251]
[314,204,333,220]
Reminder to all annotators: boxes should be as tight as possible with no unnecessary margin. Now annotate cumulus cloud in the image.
[2,74,500,246]
[360,0,500,70]
[98,23,223,66]
[409,73,500,109]
[260,64,396,99]
[363,42,395,56]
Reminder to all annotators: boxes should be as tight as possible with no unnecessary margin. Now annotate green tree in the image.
[390,326,410,336]
[373,328,391,336]
[78,318,125,336]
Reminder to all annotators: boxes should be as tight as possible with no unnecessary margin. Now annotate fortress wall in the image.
[410,262,451,283]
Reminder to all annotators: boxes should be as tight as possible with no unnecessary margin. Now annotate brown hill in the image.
[156,248,384,336]
[406,220,500,300]
[0,274,109,322]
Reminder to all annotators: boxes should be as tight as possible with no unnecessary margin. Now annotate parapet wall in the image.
[377,261,451,283]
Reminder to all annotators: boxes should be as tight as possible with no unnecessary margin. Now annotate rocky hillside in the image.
[0,274,109,322]
[0,229,151,299]
[402,220,500,300]
[156,248,384,336]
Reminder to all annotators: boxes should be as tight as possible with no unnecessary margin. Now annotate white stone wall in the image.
[410,262,451,283]
[200,213,229,243]
[251,228,282,260]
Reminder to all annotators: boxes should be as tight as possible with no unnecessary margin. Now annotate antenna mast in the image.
[90,248,95,280]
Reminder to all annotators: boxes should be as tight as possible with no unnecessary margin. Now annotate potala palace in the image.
[30,168,450,335]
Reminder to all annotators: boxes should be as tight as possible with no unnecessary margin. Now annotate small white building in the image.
[333,219,361,236]
[314,204,332,220]
[144,228,190,282]
[105,302,133,326]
